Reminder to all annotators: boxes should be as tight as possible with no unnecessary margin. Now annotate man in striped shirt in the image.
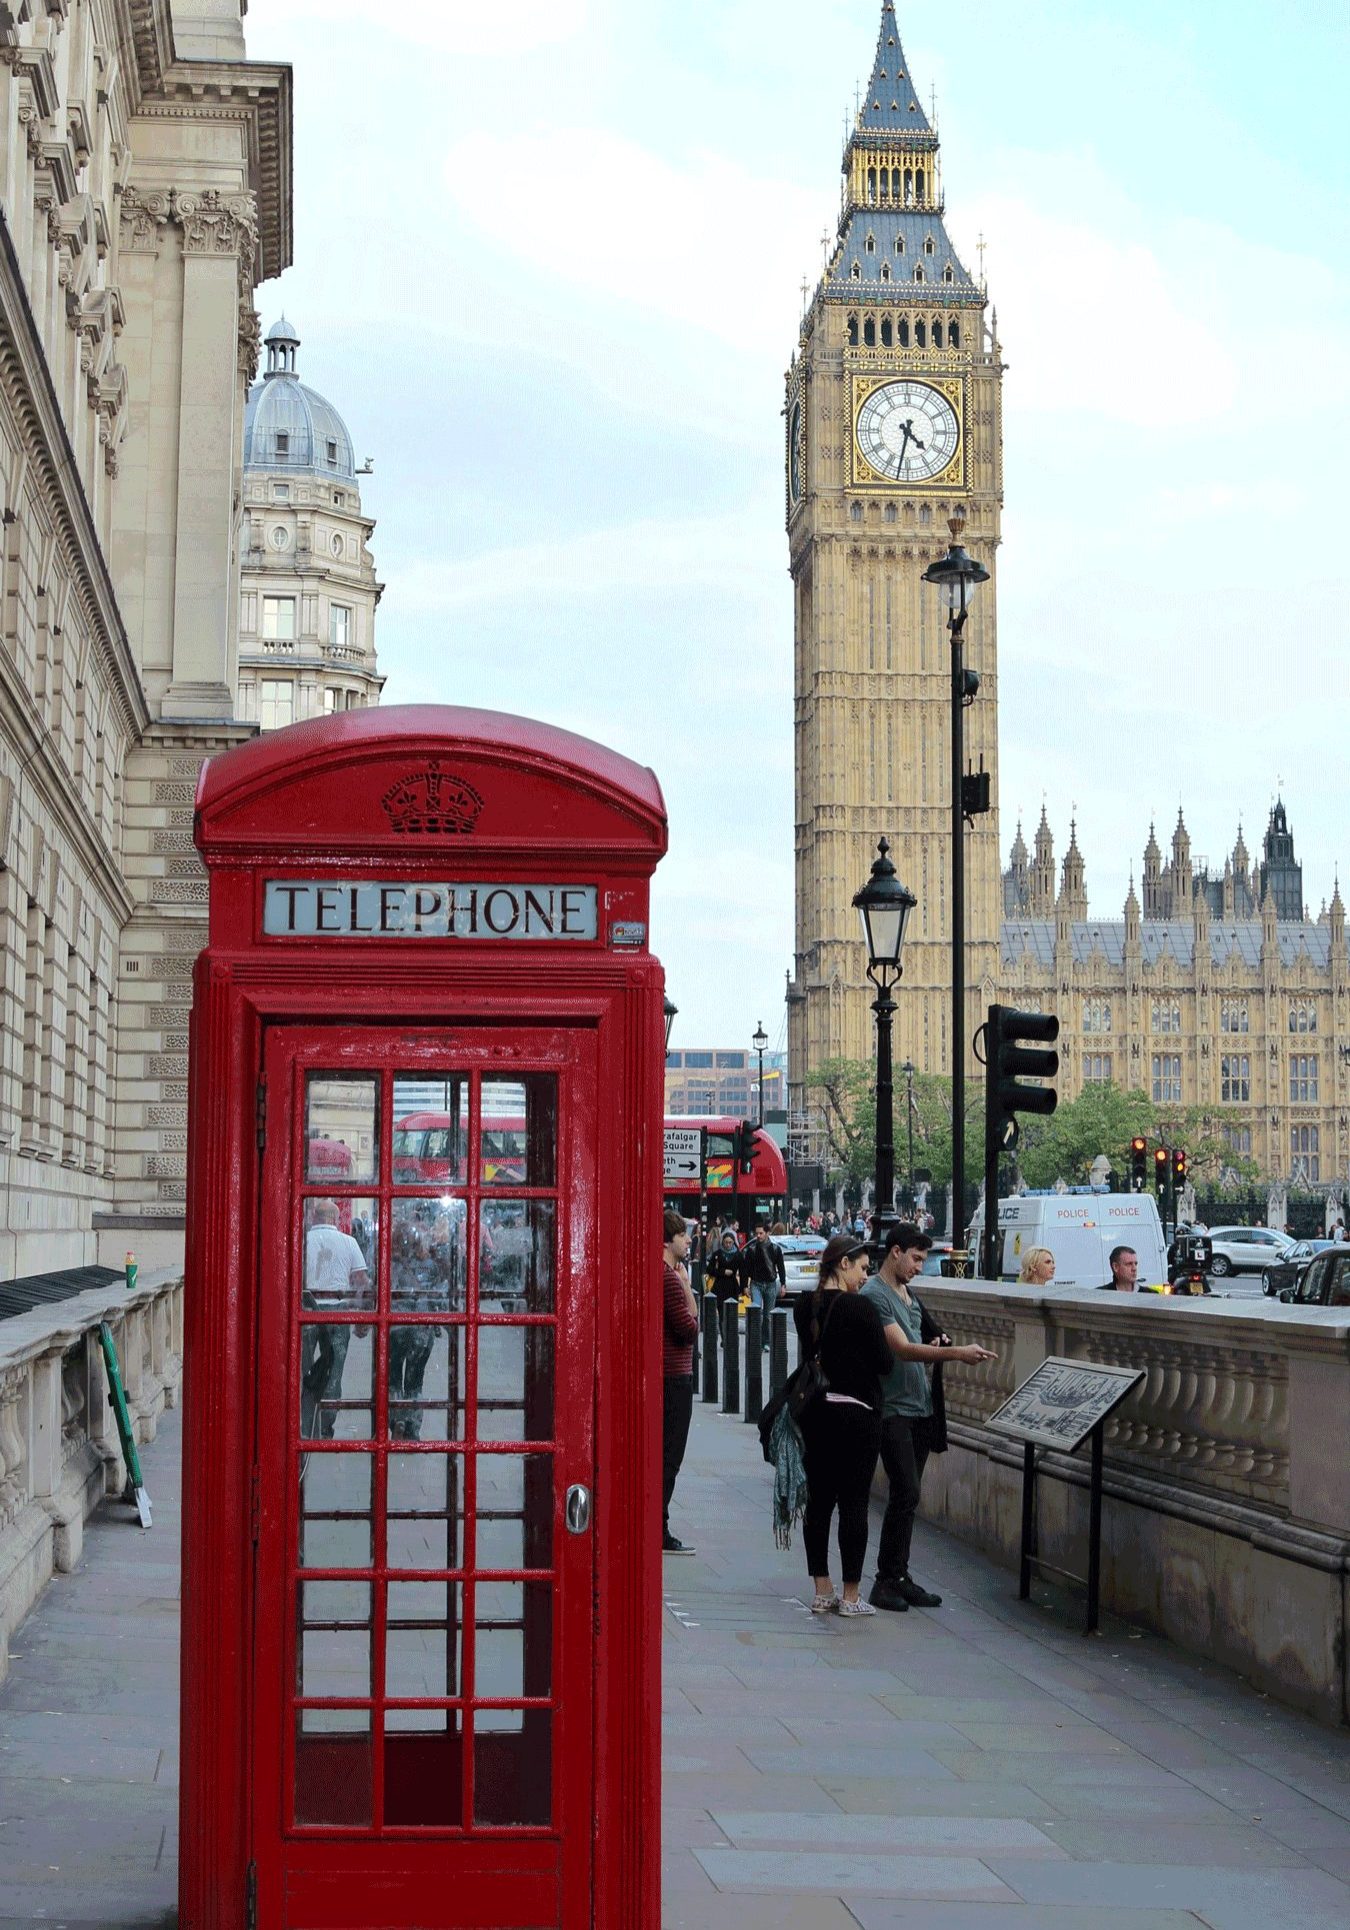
[662,1209,700,1555]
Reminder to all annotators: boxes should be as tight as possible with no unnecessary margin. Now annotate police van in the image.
[968,1191,1168,1288]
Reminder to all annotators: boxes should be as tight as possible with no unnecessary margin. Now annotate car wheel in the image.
[1261,1271,1273,1294]
[1209,1254,1231,1277]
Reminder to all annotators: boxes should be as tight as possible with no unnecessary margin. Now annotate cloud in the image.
[442,128,825,347]
[262,0,589,56]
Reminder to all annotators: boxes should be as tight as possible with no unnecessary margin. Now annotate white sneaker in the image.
[809,1592,840,1614]
[837,1597,878,1617]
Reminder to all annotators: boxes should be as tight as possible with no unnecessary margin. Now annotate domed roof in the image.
[244,318,356,481]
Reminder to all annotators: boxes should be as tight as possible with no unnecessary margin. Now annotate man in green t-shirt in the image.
[862,1224,996,1613]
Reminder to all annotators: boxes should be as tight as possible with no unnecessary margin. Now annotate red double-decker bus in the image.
[662,1116,788,1234]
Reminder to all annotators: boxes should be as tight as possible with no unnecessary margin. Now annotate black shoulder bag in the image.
[757,1293,838,1463]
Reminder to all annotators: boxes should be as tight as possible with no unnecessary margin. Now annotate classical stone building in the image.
[238,316,382,728]
[0,1,291,1274]
[1002,803,1349,1185]
[786,1,1003,1123]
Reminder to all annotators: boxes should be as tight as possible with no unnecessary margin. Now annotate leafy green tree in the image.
[804,1058,875,1192]
[1015,1085,1156,1190]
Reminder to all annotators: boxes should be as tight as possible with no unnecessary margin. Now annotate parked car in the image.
[1279,1248,1350,1308]
[777,1232,826,1303]
[1204,1225,1295,1278]
[1262,1238,1336,1296]
[920,1240,956,1277]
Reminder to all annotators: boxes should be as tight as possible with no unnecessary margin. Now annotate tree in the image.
[806,1059,983,1204]
[804,1058,875,1193]
[1015,1085,1156,1191]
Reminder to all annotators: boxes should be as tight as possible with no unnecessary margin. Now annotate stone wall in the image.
[0,1265,182,1685]
[908,1283,1350,1725]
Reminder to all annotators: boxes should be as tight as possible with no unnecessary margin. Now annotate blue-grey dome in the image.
[244,318,356,480]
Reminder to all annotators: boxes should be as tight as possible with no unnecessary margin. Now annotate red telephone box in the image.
[182,707,667,1930]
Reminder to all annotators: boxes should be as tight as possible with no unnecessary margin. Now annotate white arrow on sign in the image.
[664,1155,700,1179]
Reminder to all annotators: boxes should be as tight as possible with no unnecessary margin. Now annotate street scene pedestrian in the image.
[792,1234,892,1616]
[1100,1244,1140,1291]
[661,1208,700,1556]
[299,1199,371,1440]
[743,1222,786,1344]
[862,1224,997,1612]
[706,1228,746,1309]
[1017,1245,1056,1285]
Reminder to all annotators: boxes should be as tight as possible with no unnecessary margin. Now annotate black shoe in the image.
[897,1575,942,1607]
[663,1535,695,1556]
[867,1580,910,1612]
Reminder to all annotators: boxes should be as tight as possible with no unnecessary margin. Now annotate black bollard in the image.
[701,1296,719,1405]
[744,1309,763,1423]
[720,1299,740,1414]
[769,1308,789,1393]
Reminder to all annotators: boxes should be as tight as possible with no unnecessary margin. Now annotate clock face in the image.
[856,380,959,483]
[788,400,803,504]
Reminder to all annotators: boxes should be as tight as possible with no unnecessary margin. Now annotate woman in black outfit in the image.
[793,1234,893,1616]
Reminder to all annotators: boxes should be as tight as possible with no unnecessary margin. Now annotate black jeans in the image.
[662,1374,694,1537]
[876,1413,931,1583]
[800,1401,881,1586]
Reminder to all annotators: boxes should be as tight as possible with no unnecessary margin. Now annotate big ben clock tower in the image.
[786,1,1004,1136]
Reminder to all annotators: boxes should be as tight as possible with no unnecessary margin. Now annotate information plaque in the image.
[987,1356,1143,1454]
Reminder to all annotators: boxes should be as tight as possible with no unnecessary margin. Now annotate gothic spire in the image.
[858,3,933,135]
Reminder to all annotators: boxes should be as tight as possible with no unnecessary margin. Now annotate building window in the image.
[275,432,290,456]
[924,234,936,255]
[330,605,352,648]
[326,438,339,465]
[665,1053,682,1070]
[259,678,294,731]
[880,262,891,283]
[1289,1000,1318,1033]
[1291,1125,1320,1184]
[913,264,925,284]
[322,688,337,714]
[865,232,876,254]
[333,490,346,507]
[1082,999,1113,1034]
[850,502,863,523]
[1223,1125,1252,1157]
[1152,1054,1181,1104]
[1220,999,1249,1033]
[261,596,296,640]
[715,1053,745,1069]
[1220,1055,1250,1103]
[1083,1054,1113,1084]
[894,235,905,255]
[684,1052,713,1069]
[272,483,290,502]
[1150,1000,1180,1033]
[943,263,954,283]
[1290,1055,1319,1103]
[850,261,861,280]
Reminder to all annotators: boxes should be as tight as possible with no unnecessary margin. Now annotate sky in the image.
[243,0,1350,1053]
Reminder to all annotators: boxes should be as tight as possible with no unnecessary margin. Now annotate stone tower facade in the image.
[786,2,1003,1135]
[238,318,383,729]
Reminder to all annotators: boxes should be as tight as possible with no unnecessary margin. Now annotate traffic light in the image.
[1171,1147,1188,1188]
[981,1005,1060,1277]
[1154,1146,1169,1193]
[1129,1137,1148,1191]
[736,1119,757,1175]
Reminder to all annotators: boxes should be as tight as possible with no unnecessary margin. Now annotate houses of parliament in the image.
[786,4,1347,1189]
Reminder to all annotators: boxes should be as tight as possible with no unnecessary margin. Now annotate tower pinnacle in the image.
[858,3,933,134]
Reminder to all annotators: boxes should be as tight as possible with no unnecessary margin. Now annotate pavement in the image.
[4,1381,1350,1928]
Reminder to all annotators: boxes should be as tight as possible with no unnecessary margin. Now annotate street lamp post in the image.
[853,838,918,1250]
[901,1058,916,1208]
[752,1021,768,1127]
[922,513,989,1254]
[663,996,678,1051]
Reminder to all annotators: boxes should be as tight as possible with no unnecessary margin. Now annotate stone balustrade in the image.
[910,1282,1350,1724]
[0,1268,183,1685]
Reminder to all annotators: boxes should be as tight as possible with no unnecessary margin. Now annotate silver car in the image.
[1204,1224,1295,1278]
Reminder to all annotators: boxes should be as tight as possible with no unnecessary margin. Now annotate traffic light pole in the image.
[982,1011,1001,1280]
[950,611,967,1260]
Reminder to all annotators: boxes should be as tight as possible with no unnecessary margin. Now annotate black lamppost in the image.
[853,838,917,1249]
[663,996,678,1050]
[923,513,989,1252]
[901,1058,916,1206]
[752,1021,768,1127]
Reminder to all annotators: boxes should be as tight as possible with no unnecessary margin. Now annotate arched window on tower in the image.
[894,235,905,255]
[943,263,954,284]
[850,502,863,523]
[904,167,914,203]
[847,314,859,346]
[898,316,910,346]
[879,263,891,283]
[865,232,876,254]
[913,264,925,284]
[947,319,960,348]
[850,261,861,280]
[924,234,936,255]
[881,317,892,344]
[867,166,877,202]
[916,318,927,347]
[915,168,926,201]
[863,317,876,347]
[932,314,942,342]
[884,502,897,523]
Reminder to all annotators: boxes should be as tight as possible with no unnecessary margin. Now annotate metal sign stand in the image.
[1018,1422,1104,1633]
[98,1320,152,1528]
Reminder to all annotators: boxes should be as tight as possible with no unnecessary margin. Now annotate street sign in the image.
[664,1127,702,1180]
[986,1356,1143,1454]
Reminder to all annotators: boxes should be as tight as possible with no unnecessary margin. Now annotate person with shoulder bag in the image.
[790,1235,893,1616]
[862,1223,997,1612]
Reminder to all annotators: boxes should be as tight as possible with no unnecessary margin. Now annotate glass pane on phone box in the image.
[392,1196,465,1314]
[476,1326,554,1442]
[300,1323,373,1441]
[480,1076,557,1187]
[480,1200,554,1313]
[305,1077,378,1186]
[473,1710,551,1828]
[300,1451,372,1524]
[386,1580,460,1704]
[393,1077,468,1186]
[299,1607,370,1700]
[388,1324,465,1442]
[303,1198,377,1313]
[386,1452,464,1571]
[474,1453,553,1572]
[474,1581,551,1701]
[295,1710,372,1829]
